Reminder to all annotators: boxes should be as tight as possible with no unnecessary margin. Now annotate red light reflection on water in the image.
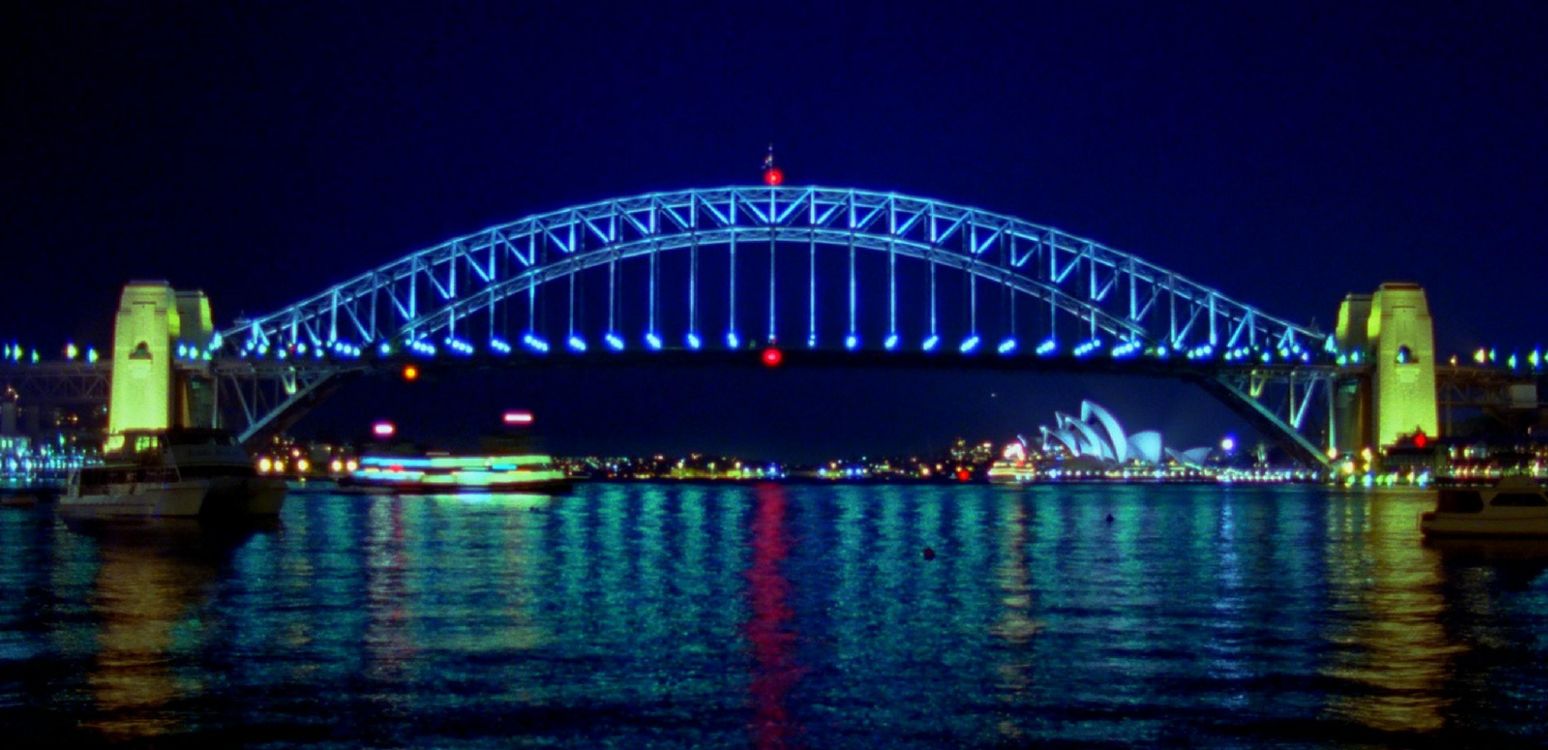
[745,483,805,749]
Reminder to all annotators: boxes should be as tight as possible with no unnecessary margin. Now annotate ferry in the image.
[987,460,1037,485]
[346,452,571,493]
[1420,477,1548,538]
[988,439,1038,485]
[62,428,286,518]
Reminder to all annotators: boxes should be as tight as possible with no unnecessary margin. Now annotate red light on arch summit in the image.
[761,347,783,367]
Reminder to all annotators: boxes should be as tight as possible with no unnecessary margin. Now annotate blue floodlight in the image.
[645,332,663,351]
[726,331,740,349]
[959,335,980,354]
[522,334,550,353]
[1035,338,1057,356]
[567,335,587,353]
[884,333,899,351]
[845,334,859,351]
[489,337,511,355]
[922,334,940,352]
[997,338,1017,355]
[605,333,625,352]
[1110,340,1141,359]
[686,333,702,350]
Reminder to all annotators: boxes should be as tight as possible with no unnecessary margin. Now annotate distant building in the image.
[1036,400,1207,468]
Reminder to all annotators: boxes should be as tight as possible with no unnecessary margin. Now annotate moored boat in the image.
[62,428,286,519]
[1420,477,1548,538]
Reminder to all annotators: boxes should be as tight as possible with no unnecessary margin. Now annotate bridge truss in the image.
[227,187,1330,359]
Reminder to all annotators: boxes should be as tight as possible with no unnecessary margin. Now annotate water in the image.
[2,484,1546,748]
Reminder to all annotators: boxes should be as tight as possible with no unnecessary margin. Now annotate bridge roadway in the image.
[3,353,1541,467]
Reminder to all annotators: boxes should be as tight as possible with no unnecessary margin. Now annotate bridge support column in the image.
[106,282,217,450]
[1333,282,1439,456]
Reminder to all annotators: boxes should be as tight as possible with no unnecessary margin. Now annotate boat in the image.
[987,459,1037,485]
[61,428,286,519]
[346,452,571,493]
[1419,477,1548,538]
[987,439,1038,485]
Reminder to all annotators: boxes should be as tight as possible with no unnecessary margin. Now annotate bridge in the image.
[3,185,1543,467]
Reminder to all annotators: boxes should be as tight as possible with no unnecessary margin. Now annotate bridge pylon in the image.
[1333,282,1439,456]
[105,281,217,450]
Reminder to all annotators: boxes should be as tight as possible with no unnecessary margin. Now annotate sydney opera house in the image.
[1034,400,1211,469]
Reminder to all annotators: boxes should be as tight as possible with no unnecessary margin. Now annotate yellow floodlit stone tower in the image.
[1366,283,1438,447]
[1333,282,1438,453]
[106,281,217,451]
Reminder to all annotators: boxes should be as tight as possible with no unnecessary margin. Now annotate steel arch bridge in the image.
[213,186,1340,464]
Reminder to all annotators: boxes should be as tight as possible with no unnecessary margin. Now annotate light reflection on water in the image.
[0,484,1545,747]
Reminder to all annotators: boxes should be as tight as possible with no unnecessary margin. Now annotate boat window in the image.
[176,464,257,479]
[1436,489,1483,513]
[168,429,238,447]
[1491,492,1548,507]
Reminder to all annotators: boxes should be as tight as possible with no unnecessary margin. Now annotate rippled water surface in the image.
[2,484,1546,748]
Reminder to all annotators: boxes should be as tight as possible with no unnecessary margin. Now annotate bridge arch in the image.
[212,186,1335,466]
[225,186,1324,361]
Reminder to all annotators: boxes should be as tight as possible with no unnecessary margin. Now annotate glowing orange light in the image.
[761,347,783,367]
[402,364,420,382]
[763,167,784,186]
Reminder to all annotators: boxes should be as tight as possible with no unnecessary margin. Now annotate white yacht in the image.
[62,429,286,518]
[1420,477,1548,538]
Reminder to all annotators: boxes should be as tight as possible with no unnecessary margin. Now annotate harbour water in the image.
[2,484,1545,747]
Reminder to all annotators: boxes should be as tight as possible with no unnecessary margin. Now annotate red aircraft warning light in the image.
[762,144,784,186]
[761,347,783,367]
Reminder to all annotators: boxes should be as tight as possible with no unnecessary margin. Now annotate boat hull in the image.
[344,476,573,494]
[1420,511,1548,538]
[60,477,287,519]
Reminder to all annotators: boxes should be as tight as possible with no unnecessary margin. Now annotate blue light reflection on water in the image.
[0,484,1545,747]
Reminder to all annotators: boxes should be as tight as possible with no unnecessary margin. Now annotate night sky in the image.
[4,2,1545,460]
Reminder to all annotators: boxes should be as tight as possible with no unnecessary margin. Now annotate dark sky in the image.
[3,2,1546,460]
